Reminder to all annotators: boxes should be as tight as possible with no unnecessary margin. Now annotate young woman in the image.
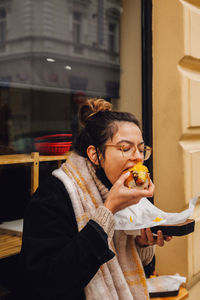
[20,98,172,300]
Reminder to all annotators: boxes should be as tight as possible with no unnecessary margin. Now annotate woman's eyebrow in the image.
[116,140,144,145]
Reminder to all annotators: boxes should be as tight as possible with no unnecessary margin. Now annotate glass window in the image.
[0,0,145,222]
[0,0,121,155]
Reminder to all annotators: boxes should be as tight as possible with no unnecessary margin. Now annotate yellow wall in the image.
[152,0,187,274]
[153,0,200,294]
[120,0,200,295]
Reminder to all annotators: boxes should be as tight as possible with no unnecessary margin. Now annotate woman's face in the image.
[101,121,144,184]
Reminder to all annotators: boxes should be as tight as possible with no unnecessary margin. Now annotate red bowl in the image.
[35,134,72,143]
[35,141,72,155]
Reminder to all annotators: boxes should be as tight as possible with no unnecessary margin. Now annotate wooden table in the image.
[0,233,22,259]
[150,287,189,300]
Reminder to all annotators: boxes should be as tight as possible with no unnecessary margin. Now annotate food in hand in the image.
[124,162,150,189]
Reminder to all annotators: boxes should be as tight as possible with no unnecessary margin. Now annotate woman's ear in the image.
[87,145,99,166]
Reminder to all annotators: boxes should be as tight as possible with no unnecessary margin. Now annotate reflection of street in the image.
[70,91,87,135]
[0,0,121,151]
[0,0,121,92]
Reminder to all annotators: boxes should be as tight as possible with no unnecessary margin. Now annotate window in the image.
[0,6,6,47]
[97,0,104,46]
[106,7,120,53]
[108,22,117,53]
[73,11,81,45]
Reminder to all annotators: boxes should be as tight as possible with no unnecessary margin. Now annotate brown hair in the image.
[73,98,141,158]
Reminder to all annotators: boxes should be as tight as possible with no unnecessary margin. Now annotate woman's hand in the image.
[135,228,173,247]
[104,171,154,214]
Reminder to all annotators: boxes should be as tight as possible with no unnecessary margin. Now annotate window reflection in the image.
[0,0,121,154]
[0,7,6,47]
[73,12,82,45]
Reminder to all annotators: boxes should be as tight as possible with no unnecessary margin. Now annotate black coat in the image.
[20,175,114,300]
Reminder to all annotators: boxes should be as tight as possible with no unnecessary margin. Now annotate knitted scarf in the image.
[53,152,150,300]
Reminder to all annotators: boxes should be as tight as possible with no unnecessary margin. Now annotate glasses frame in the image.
[104,144,152,161]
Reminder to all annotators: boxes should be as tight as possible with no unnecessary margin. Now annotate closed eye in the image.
[121,145,131,152]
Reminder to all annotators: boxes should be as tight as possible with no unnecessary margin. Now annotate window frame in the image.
[141,0,153,180]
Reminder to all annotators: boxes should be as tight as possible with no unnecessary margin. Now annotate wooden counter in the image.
[0,152,70,194]
[0,152,70,165]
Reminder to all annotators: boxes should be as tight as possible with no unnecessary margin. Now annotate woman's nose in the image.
[130,148,143,162]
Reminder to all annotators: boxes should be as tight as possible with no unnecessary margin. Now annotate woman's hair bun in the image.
[79,98,112,127]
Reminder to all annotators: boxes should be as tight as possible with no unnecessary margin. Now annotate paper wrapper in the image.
[114,196,198,235]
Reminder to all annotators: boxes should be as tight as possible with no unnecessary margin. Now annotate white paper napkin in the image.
[147,274,186,294]
[114,196,198,233]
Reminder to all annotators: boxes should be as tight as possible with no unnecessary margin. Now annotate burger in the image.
[124,162,150,189]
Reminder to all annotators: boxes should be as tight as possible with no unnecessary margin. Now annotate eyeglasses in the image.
[105,143,152,160]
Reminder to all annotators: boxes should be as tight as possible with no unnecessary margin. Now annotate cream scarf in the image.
[52,152,150,300]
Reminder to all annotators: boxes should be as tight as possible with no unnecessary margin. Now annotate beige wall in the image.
[120,0,142,123]
[120,0,200,295]
[152,0,187,274]
[153,0,200,295]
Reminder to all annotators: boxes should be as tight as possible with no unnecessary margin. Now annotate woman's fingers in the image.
[156,231,173,246]
[156,230,165,247]
[116,171,131,186]
[136,228,173,247]
[164,235,173,242]
[135,229,148,246]
[145,228,155,245]
[136,228,155,247]
[140,228,148,244]
[141,179,155,197]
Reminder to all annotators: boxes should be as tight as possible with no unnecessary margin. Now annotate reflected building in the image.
[0,0,121,147]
